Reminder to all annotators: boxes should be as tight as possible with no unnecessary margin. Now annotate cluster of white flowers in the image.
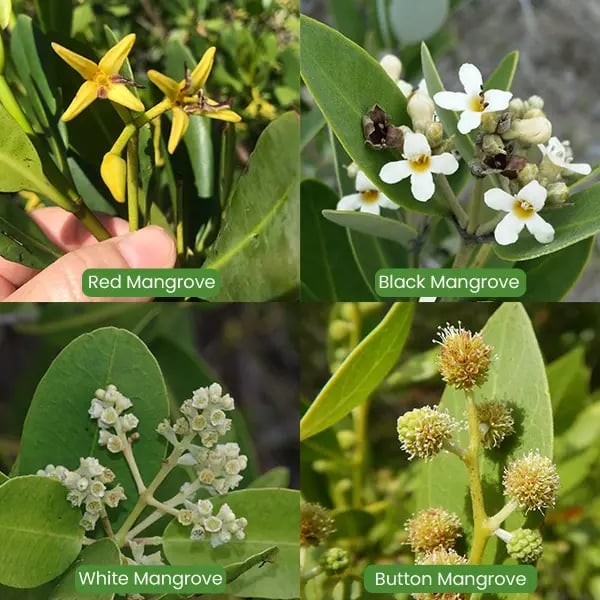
[89,384,139,453]
[177,499,248,548]
[37,456,126,531]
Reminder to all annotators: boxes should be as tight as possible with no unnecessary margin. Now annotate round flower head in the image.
[484,180,555,246]
[433,63,512,134]
[320,547,350,576]
[505,528,543,564]
[406,508,462,553]
[379,131,459,202]
[396,406,458,460]
[435,323,493,391]
[414,548,468,600]
[476,401,514,449]
[300,502,335,546]
[503,451,559,512]
[539,137,591,176]
[336,170,399,215]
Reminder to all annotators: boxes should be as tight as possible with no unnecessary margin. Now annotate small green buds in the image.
[397,406,458,460]
[319,547,350,576]
[300,502,335,546]
[406,508,462,553]
[506,528,543,563]
[503,451,560,512]
[100,152,127,203]
[476,401,514,449]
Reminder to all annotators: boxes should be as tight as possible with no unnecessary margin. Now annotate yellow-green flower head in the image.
[319,547,350,576]
[147,47,242,154]
[435,322,493,390]
[476,401,514,449]
[406,508,462,554]
[503,451,559,512]
[51,34,145,121]
[413,548,467,600]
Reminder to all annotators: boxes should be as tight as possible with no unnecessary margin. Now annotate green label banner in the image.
[364,565,537,594]
[375,268,526,298]
[82,269,220,298]
[76,565,226,593]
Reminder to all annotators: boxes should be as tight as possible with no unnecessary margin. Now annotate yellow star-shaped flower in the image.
[147,46,241,154]
[52,34,145,122]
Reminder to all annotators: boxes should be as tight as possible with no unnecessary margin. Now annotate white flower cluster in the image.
[37,456,126,531]
[89,385,139,453]
[178,499,248,548]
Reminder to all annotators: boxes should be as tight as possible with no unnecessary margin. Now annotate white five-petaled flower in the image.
[336,170,398,214]
[538,137,592,176]
[484,180,555,246]
[433,64,513,134]
[379,131,459,202]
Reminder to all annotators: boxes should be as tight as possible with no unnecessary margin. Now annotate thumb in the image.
[6,226,176,302]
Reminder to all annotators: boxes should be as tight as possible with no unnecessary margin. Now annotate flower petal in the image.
[61,81,97,121]
[147,70,180,100]
[410,171,435,202]
[336,193,362,211]
[459,63,483,96]
[379,160,411,184]
[51,42,97,80]
[378,194,399,209]
[565,162,592,176]
[106,85,145,112]
[494,213,524,246]
[518,180,547,211]
[484,188,515,212]
[360,202,381,215]
[403,131,431,158]
[457,110,482,134]
[98,33,136,75]
[483,89,512,112]
[168,108,190,154]
[190,46,216,92]
[203,108,242,123]
[524,213,555,244]
[355,170,376,192]
[430,153,459,175]
[433,91,469,111]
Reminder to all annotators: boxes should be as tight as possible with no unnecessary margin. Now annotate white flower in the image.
[379,131,458,202]
[379,54,403,81]
[433,63,513,134]
[484,180,555,246]
[336,171,398,215]
[538,137,591,176]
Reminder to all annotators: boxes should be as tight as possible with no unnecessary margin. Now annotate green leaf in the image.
[389,0,449,45]
[0,201,63,269]
[0,472,7,485]
[50,538,121,600]
[301,16,439,215]
[301,303,415,440]
[163,488,300,599]
[322,210,417,246]
[0,476,83,588]
[519,237,593,301]
[300,106,326,150]
[494,183,600,261]
[18,327,169,529]
[33,0,73,37]
[327,0,364,43]
[225,546,279,584]
[300,180,375,301]
[419,304,553,563]
[247,467,290,489]
[204,112,299,301]
[485,51,520,91]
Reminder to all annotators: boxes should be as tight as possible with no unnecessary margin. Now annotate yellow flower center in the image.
[469,93,486,113]
[93,69,110,98]
[360,190,380,204]
[409,155,431,173]
[513,199,535,220]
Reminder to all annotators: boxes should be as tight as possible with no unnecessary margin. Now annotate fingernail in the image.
[117,226,176,268]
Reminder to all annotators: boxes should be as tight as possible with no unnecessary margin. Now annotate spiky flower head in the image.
[503,451,559,512]
[506,528,543,564]
[476,401,514,449]
[435,323,493,390]
[319,547,350,576]
[413,548,468,600]
[406,508,462,553]
[300,502,335,546]
[396,406,458,460]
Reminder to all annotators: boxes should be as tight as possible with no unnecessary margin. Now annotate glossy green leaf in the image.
[163,488,299,599]
[225,546,279,584]
[0,472,7,485]
[520,237,593,301]
[247,467,290,489]
[300,106,326,150]
[301,303,415,440]
[50,538,120,600]
[18,327,169,529]
[301,16,439,215]
[322,210,417,246]
[300,179,373,301]
[327,0,364,43]
[0,201,63,268]
[485,51,519,92]
[494,183,600,261]
[204,112,299,301]
[0,476,83,588]
[419,303,553,563]
[33,0,73,37]
[389,0,449,44]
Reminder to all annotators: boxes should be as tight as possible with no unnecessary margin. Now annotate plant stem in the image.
[486,500,519,531]
[452,242,475,268]
[100,511,115,539]
[328,125,344,198]
[126,134,140,232]
[436,175,468,229]
[467,178,484,234]
[469,244,493,269]
[176,178,185,262]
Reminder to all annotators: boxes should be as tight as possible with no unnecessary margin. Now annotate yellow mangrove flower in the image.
[51,34,145,122]
[100,153,127,203]
[147,46,241,154]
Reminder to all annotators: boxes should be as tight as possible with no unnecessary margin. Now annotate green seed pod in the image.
[406,508,462,553]
[320,547,350,576]
[506,528,543,564]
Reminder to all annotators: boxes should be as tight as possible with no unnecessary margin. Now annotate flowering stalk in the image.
[126,133,140,232]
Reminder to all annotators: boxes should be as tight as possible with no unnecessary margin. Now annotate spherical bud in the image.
[508,98,525,118]
[120,413,139,432]
[506,528,543,563]
[523,108,545,119]
[300,502,335,546]
[480,111,500,134]
[177,509,194,526]
[517,163,539,186]
[435,323,493,391]
[547,181,569,205]
[476,401,514,449]
[407,92,436,132]
[504,117,552,146]
[100,407,119,427]
[320,547,350,576]
[526,95,544,111]
[503,451,560,512]
[379,54,403,81]
[336,430,357,451]
[94,388,106,401]
[329,319,351,342]
[204,516,222,533]
[220,394,234,411]
[414,548,468,600]
[426,122,444,148]
[396,406,458,460]
[406,508,462,553]
[106,435,124,454]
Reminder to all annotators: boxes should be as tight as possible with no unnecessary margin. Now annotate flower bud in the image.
[481,134,506,157]
[503,451,559,512]
[504,117,552,145]
[320,547,350,576]
[346,162,359,178]
[526,95,545,111]
[547,181,569,205]
[480,111,500,134]
[523,108,544,119]
[329,319,351,341]
[407,92,436,132]
[506,528,543,563]
[336,430,357,451]
[508,98,525,118]
[379,54,403,81]
[517,163,539,186]
[476,401,514,449]
[300,502,335,546]
[426,122,444,148]
[100,153,127,204]
[406,508,462,553]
